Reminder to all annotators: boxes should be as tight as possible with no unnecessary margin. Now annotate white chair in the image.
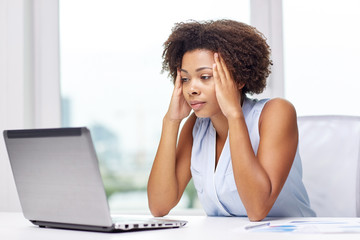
[298,115,360,217]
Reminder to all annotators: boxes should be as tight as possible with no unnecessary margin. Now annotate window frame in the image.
[0,0,61,211]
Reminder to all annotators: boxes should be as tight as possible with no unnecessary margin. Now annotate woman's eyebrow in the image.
[196,67,212,72]
[180,67,212,73]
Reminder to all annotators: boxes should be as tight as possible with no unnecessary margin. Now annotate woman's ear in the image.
[237,82,245,90]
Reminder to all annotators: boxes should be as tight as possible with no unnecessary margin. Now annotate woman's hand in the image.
[213,53,243,119]
[165,69,192,122]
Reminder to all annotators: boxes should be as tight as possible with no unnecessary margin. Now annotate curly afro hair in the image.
[162,19,272,95]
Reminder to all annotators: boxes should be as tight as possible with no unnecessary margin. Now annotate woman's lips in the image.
[190,101,206,111]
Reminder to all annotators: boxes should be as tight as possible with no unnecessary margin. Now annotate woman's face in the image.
[180,49,222,118]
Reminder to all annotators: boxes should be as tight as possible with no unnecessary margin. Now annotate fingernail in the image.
[214,53,218,58]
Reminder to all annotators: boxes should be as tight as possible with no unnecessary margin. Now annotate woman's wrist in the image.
[163,114,183,126]
[225,107,245,121]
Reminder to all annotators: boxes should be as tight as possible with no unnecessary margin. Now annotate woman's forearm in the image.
[147,116,182,216]
[227,115,274,221]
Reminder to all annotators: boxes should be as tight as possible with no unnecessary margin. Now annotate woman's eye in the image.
[201,75,212,80]
[181,77,189,82]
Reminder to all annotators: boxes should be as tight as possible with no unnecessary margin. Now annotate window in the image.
[283,0,360,116]
[60,0,250,212]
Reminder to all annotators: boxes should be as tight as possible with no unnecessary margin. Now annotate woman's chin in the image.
[193,111,208,118]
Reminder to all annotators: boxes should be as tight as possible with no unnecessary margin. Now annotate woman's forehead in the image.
[181,49,215,70]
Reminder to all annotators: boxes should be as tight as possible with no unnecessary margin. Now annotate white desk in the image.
[1,212,360,240]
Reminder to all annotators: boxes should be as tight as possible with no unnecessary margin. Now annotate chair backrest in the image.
[298,115,360,217]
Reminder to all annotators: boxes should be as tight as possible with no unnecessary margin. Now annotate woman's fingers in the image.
[215,53,234,85]
[213,62,219,84]
[167,69,191,120]
[214,53,227,84]
[174,69,182,89]
[219,54,233,83]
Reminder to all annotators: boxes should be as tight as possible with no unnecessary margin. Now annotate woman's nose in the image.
[187,81,200,96]
[189,88,199,95]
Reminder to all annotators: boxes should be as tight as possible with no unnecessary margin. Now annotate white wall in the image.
[0,0,61,212]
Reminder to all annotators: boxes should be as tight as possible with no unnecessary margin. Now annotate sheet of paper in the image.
[248,220,360,233]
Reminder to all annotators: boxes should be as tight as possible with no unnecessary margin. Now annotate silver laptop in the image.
[3,127,187,232]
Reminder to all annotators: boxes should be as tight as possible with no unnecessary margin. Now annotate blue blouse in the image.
[190,97,316,217]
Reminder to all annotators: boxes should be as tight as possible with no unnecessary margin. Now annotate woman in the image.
[147,19,315,221]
